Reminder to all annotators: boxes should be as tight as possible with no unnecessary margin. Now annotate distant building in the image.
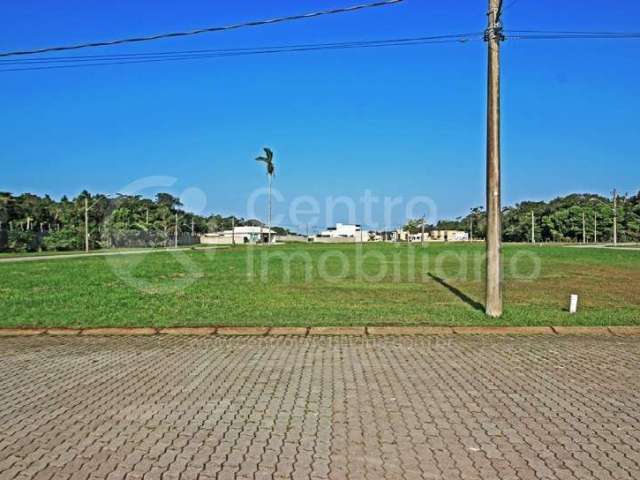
[396,229,470,242]
[274,234,308,243]
[314,223,371,242]
[430,230,469,242]
[319,223,361,238]
[201,226,276,245]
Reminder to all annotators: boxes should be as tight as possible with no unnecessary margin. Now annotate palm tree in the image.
[255,147,275,244]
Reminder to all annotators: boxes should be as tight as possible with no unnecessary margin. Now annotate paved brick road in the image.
[1,335,639,480]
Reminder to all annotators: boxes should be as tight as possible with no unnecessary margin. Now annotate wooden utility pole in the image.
[469,216,473,242]
[531,211,535,244]
[582,211,586,244]
[84,197,90,253]
[174,213,179,248]
[593,212,598,244]
[612,188,618,245]
[485,0,503,317]
[421,215,425,247]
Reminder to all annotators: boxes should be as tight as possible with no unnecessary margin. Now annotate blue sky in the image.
[1,0,638,230]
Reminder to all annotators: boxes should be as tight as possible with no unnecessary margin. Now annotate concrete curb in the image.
[608,326,640,336]
[80,328,157,336]
[0,329,46,337]
[217,327,270,336]
[0,326,636,337]
[46,328,81,336]
[309,327,366,336]
[551,326,612,336]
[158,327,217,336]
[454,326,555,335]
[367,327,454,336]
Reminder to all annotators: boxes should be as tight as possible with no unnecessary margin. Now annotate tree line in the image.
[432,192,640,243]
[0,191,279,252]
[3,190,639,252]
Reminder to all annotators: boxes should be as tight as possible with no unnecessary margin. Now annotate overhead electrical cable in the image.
[0,33,481,65]
[505,31,640,40]
[0,0,404,58]
[0,34,482,72]
[2,27,638,73]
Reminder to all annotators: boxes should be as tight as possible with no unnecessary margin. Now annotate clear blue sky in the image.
[1,0,638,229]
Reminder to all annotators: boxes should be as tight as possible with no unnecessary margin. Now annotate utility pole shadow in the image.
[428,273,485,312]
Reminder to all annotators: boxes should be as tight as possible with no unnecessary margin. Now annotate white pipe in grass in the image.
[569,294,579,314]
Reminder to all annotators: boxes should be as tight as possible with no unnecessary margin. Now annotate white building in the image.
[201,226,276,245]
[430,230,469,242]
[401,230,470,243]
[319,223,360,238]
[316,223,371,242]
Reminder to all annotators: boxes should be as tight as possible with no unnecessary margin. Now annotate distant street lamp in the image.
[84,194,115,252]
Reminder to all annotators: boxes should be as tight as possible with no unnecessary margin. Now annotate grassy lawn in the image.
[0,242,638,328]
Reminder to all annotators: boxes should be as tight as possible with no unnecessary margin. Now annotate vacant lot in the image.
[0,243,639,328]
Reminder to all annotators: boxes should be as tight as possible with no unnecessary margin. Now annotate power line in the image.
[506,31,640,40]
[0,33,481,65]
[507,29,639,34]
[0,39,474,72]
[501,0,521,16]
[0,0,404,58]
[0,35,481,73]
[2,29,637,72]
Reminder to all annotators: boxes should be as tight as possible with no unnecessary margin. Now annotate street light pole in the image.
[612,188,618,245]
[232,217,236,246]
[174,213,179,248]
[531,211,535,244]
[84,197,89,253]
[485,0,504,317]
[268,174,272,245]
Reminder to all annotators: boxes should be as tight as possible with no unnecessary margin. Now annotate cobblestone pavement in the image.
[1,335,639,480]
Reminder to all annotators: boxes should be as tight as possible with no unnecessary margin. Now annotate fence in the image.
[0,230,200,253]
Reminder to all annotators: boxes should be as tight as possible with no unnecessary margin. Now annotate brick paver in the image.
[1,335,639,479]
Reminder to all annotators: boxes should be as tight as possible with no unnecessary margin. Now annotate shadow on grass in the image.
[428,273,485,312]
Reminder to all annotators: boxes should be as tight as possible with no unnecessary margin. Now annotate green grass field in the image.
[1,243,638,328]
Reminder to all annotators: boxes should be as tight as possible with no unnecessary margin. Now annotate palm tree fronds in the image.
[255,147,275,176]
